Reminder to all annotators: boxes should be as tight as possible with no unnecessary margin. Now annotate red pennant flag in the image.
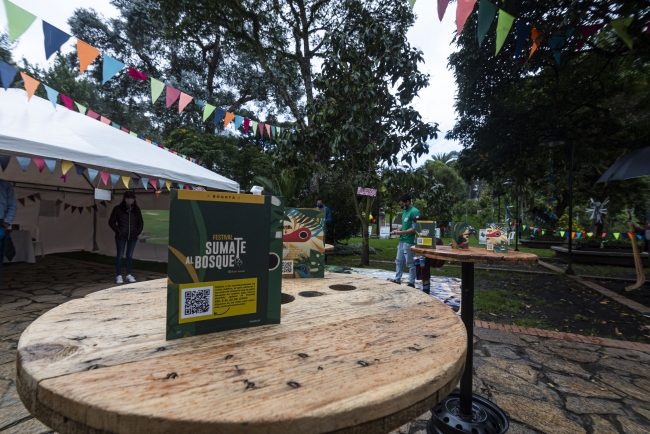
[259,122,265,137]
[32,158,46,173]
[178,92,193,113]
[71,206,77,213]
[121,127,129,133]
[128,66,147,81]
[18,198,25,206]
[265,124,271,137]
[166,86,181,108]
[100,116,111,125]
[243,118,250,134]
[64,203,70,210]
[87,110,100,119]
[100,172,110,185]
[60,94,74,110]
[577,23,605,51]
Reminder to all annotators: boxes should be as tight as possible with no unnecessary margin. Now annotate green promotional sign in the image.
[166,190,284,340]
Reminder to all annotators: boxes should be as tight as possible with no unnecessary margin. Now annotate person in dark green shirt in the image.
[389,193,420,287]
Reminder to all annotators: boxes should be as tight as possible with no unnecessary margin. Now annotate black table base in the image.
[428,262,509,434]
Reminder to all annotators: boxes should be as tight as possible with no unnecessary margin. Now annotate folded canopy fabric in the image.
[0,89,239,192]
[597,146,650,183]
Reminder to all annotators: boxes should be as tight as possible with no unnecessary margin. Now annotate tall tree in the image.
[276,0,439,265]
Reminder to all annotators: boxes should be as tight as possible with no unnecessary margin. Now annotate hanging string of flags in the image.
[15,192,105,214]
[0,153,202,192]
[0,0,288,153]
[409,0,643,61]
[521,226,644,241]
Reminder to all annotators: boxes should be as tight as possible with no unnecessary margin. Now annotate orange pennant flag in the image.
[526,29,542,63]
[20,72,40,101]
[77,40,100,74]
[224,112,235,128]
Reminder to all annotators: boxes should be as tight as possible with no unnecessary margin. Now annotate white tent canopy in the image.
[0,89,239,192]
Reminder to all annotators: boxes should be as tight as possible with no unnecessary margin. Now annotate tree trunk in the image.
[351,186,370,266]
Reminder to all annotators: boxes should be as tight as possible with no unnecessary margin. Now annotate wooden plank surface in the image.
[412,246,538,265]
[17,273,466,434]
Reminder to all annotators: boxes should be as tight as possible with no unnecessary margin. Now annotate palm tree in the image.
[254,170,308,207]
[431,151,459,165]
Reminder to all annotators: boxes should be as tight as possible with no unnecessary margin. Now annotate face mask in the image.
[401,205,407,210]
[125,198,135,205]
[317,204,323,208]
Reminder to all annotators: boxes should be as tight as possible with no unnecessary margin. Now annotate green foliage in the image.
[254,170,308,207]
[332,243,376,256]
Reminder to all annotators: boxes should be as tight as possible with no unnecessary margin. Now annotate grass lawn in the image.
[141,210,170,245]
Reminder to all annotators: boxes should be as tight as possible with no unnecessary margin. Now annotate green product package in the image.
[415,220,437,249]
[165,190,284,340]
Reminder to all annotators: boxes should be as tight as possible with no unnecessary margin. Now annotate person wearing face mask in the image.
[109,190,144,284]
[316,199,333,243]
[389,193,420,287]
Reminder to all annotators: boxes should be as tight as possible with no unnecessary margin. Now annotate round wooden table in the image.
[411,246,538,434]
[17,273,466,434]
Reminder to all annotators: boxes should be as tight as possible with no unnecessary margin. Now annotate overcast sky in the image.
[0,0,463,159]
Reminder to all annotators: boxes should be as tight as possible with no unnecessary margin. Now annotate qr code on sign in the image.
[282,260,294,274]
[181,286,213,319]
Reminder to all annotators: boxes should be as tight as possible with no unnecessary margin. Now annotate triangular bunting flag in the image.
[75,102,87,114]
[61,160,74,175]
[194,99,205,107]
[577,23,605,51]
[87,168,98,182]
[77,39,100,74]
[0,60,18,90]
[27,194,35,202]
[166,86,181,108]
[560,231,565,237]
[0,155,9,171]
[165,180,171,191]
[110,174,120,186]
[203,103,216,122]
[514,21,531,58]
[18,198,25,206]
[60,94,74,110]
[548,29,574,64]
[178,92,193,113]
[408,0,416,8]
[610,17,634,50]
[132,178,140,188]
[235,115,244,130]
[44,158,56,173]
[99,200,107,207]
[42,21,71,60]
[258,122,265,137]
[477,0,498,47]
[34,193,40,200]
[456,0,477,35]
[75,164,86,176]
[495,9,515,55]
[178,183,185,190]
[102,54,125,84]
[100,172,110,185]
[86,206,92,213]
[587,232,593,238]
[16,156,31,172]
[43,84,59,109]
[64,203,71,211]
[71,206,77,213]
[151,78,164,103]
[129,132,137,137]
[55,199,62,206]
[92,204,98,212]
[78,207,83,214]
[3,0,36,42]
[265,124,271,137]
[20,72,39,100]
[602,233,607,238]
[158,179,165,189]
[271,125,275,137]
[571,232,576,239]
[128,66,147,81]
[121,176,130,187]
[121,127,129,133]
[214,108,226,127]
[251,120,258,136]
[112,122,120,129]
[100,116,111,125]
[575,232,581,238]
[33,158,45,173]
[87,110,100,119]
[149,178,157,190]
[621,232,628,239]
[526,28,542,63]
[437,0,450,21]
[224,112,235,128]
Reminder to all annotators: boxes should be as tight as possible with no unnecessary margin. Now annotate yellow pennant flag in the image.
[165,180,171,191]
[61,160,74,175]
[20,72,40,101]
[121,176,131,188]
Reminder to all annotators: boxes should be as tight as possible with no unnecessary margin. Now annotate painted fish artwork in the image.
[282,208,325,278]
[486,225,509,253]
[450,222,470,249]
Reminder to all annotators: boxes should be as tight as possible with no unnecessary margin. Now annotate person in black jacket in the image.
[109,191,144,284]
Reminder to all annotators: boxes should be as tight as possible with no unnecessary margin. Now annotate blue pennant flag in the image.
[158,178,165,189]
[44,158,56,173]
[102,54,125,84]
[141,177,149,190]
[16,156,31,172]
[87,168,98,182]
[112,122,120,129]
[75,164,86,176]
[43,85,59,109]
[178,183,185,190]
[132,178,140,188]
[42,21,71,60]
[110,174,120,186]
[214,108,226,127]
[548,29,575,64]
[514,21,531,59]
[0,60,18,91]
[234,115,244,129]
[0,155,10,171]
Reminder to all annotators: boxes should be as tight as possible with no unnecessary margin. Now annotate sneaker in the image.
[387,279,401,285]
[126,275,136,283]
[116,275,123,284]
[406,283,415,288]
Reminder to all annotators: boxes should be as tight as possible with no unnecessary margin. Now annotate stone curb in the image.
[474,320,650,353]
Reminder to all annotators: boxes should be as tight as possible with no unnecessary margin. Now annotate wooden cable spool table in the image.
[411,246,538,434]
[17,273,466,434]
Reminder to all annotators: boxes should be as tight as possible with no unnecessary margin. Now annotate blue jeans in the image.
[395,242,415,285]
[0,233,4,290]
[115,239,137,276]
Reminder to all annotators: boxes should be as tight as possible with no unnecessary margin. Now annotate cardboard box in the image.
[415,220,437,249]
[165,190,284,340]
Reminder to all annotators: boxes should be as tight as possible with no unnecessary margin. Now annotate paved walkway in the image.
[1,258,649,433]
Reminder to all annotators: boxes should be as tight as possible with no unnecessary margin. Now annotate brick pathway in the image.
[1,258,649,433]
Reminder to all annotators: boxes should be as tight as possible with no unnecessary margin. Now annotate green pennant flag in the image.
[408,0,416,9]
[3,0,36,42]
[203,103,216,122]
[129,131,137,137]
[477,0,498,47]
[74,102,87,115]
[610,17,634,50]
[495,9,515,55]
[251,120,258,136]
[614,232,620,240]
[151,78,165,103]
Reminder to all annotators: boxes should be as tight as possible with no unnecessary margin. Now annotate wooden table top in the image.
[412,246,538,265]
[17,273,466,434]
